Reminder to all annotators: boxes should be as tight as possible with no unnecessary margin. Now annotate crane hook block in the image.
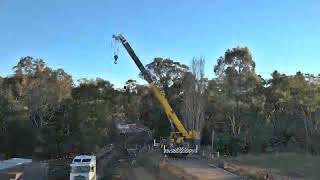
[114,54,118,64]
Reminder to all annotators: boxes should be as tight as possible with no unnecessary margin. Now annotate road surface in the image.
[169,157,243,180]
[115,150,244,180]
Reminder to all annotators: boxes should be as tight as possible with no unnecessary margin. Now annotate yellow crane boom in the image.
[112,34,199,143]
[149,83,188,137]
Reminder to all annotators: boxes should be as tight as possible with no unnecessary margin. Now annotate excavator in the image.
[112,34,200,154]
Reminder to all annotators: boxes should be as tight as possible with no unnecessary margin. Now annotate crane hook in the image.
[111,35,120,64]
[114,54,118,64]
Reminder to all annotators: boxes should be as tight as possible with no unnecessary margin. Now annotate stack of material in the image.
[116,123,151,135]
[116,123,152,151]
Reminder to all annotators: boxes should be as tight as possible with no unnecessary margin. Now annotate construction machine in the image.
[112,34,200,154]
[70,155,96,180]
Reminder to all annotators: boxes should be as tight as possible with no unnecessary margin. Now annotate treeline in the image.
[0,57,119,158]
[207,48,320,155]
[1,47,320,159]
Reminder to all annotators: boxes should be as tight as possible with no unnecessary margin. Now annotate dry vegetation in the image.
[222,153,320,179]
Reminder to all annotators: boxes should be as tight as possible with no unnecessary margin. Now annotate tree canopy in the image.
[1,50,320,159]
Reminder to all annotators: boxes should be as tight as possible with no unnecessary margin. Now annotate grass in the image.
[226,153,320,179]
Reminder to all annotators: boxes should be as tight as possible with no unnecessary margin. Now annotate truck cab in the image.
[70,155,96,180]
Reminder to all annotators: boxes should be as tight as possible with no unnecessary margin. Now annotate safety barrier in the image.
[163,145,198,154]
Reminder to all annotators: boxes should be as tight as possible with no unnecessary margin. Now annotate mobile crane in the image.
[112,34,200,154]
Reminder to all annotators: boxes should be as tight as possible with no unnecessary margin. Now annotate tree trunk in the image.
[301,106,311,153]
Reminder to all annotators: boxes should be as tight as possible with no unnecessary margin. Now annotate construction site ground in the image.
[111,149,244,180]
[168,157,242,180]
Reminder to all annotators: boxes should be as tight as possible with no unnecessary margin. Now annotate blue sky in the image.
[0,0,319,87]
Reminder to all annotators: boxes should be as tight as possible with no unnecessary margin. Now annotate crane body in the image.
[113,34,199,154]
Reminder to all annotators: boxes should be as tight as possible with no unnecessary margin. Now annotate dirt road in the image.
[114,150,244,180]
[115,161,157,180]
[169,157,243,180]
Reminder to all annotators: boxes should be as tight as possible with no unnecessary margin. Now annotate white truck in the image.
[70,155,96,180]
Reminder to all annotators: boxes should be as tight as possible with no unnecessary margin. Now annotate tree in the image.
[285,72,320,152]
[214,47,255,76]
[37,99,72,156]
[8,57,73,128]
[144,57,189,96]
[139,91,171,138]
[210,47,267,154]
[182,57,207,132]
[123,80,148,122]
[1,57,122,157]
[0,95,9,133]
[264,71,320,153]
[214,47,262,136]
[0,76,4,96]
[141,58,190,136]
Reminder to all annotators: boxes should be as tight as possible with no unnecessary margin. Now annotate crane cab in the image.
[70,155,96,180]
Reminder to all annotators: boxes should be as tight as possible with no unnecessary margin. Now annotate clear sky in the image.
[1,0,319,87]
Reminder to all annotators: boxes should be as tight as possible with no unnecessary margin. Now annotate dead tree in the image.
[182,57,206,133]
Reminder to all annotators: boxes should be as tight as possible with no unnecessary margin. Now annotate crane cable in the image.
[111,37,119,64]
